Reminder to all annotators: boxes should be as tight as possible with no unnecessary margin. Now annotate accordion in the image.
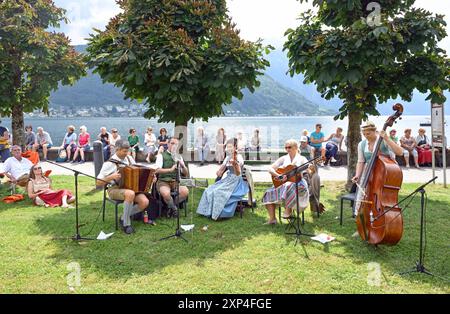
[113,162,155,193]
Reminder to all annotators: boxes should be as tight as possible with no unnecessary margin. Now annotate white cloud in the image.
[53,0,449,51]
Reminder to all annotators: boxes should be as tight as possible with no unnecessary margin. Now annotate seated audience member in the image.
[72,125,90,164]
[388,129,399,160]
[128,128,140,159]
[322,127,344,165]
[195,126,210,166]
[109,128,121,156]
[24,126,36,151]
[98,127,111,161]
[60,125,77,162]
[96,140,150,234]
[27,163,75,208]
[3,146,33,187]
[144,127,157,163]
[0,126,11,162]
[299,136,314,160]
[310,124,325,161]
[157,128,169,151]
[400,128,419,168]
[416,128,433,166]
[33,127,53,161]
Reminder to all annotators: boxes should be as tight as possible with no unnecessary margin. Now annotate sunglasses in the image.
[34,167,42,170]
[285,146,292,149]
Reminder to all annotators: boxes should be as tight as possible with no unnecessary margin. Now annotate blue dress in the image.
[196,165,249,220]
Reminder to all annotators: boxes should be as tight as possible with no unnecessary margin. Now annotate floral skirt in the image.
[262,179,309,210]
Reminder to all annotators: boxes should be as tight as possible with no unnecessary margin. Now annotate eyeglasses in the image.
[285,146,292,149]
[34,167,42,171]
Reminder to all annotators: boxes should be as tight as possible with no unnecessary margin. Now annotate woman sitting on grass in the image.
[27,164,75,208]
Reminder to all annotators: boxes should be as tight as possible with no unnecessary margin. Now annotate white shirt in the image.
[155,151,185,169]
[3,156,33,179]
[97,154,135,185]
[221,154,244,167]
[273,153,308,169]
[109,135,121,146]
[144,133,157,147]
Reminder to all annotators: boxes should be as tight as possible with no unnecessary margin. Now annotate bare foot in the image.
[68,197,76,204]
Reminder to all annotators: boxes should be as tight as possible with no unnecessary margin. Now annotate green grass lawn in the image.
[0,176,449,293]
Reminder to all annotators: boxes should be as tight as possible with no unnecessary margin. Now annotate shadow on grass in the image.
[33,185,284,280]
[312,182,450,288]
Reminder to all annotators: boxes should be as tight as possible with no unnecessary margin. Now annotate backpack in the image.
[55,149,67,162]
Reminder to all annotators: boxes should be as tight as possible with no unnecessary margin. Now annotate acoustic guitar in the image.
[271,156,324,188]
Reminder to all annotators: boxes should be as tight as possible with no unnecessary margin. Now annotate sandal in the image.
[263,219,278,225]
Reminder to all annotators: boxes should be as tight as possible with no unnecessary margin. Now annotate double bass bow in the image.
[354,103,404,245]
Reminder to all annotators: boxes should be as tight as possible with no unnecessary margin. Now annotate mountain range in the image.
[49,45,334,116]
[49,45,448,116]
[264,48,450,115]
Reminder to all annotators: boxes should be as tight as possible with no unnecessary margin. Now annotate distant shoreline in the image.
[1,114,445,120]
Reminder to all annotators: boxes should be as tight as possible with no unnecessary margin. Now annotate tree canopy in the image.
[284,0,450,186]
[86,0,271,126]
[0,0,85,145]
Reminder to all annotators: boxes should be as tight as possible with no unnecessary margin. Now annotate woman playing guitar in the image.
[262,139,311,225]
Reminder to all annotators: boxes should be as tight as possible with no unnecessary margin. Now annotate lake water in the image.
[0,115,447,149]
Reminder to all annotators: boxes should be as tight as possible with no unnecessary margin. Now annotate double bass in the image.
[354,104,404,245]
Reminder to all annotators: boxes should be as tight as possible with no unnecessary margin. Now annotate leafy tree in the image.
[284,0,450,187]
[0,0,86,147]
[86,0,271,129]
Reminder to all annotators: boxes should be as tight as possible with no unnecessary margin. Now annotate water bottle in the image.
[143,210,148,224]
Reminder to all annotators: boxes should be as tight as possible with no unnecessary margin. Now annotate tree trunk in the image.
[174,120,188,157]
[346,110,362,190]
[12,103,25,148]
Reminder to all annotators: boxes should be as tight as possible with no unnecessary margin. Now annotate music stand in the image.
[159,160,188,243]
[281,160,318,246]
[46,161,106,241]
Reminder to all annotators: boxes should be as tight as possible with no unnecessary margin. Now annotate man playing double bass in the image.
[96,139,150,235]
[155,137,189,217]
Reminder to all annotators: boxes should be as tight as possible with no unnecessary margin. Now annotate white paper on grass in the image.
[311,233,335,244]
[181,224,195,232]
[97,231,114,240]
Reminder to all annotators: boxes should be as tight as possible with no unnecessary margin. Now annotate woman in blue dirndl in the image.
[197,139,248,220]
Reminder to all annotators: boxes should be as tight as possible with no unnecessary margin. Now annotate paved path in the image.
[39,161,448,184]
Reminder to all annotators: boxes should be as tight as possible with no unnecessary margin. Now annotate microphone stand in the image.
[395,177,438,277]
[46,160,109,241]
[159,160,187,243]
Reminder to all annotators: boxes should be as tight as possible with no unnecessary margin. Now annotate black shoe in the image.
[123,225,134,234]
[167,208,179,218]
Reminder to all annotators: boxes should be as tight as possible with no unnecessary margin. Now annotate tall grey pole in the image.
[442,103,447,188]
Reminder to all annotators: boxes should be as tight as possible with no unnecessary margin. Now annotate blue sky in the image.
[54,0,450,51]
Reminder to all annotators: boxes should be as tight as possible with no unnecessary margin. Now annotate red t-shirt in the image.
[79,133,90,146]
